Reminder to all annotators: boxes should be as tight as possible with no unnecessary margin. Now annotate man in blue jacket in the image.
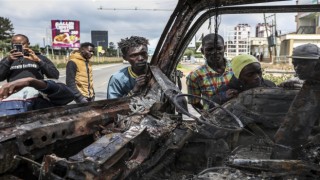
[0,77,74,116]
[107,36,149,99]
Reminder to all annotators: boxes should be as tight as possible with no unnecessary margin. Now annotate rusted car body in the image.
[1,0,320,179]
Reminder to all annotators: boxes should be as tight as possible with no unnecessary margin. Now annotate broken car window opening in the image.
[1,0,320,179]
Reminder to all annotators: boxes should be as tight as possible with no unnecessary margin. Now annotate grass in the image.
[261,62,294,71]
[52,57,123,69]
[177,63,199,75]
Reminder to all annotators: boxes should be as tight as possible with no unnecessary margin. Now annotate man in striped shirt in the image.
[186,33,237,110]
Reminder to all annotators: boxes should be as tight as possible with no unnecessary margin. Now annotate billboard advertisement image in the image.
[51,20,80,48]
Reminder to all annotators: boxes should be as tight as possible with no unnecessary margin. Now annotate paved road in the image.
[0,63,128,101]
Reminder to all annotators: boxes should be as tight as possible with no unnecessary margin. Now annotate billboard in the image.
[91,31,108,48]
[51,20,80,48]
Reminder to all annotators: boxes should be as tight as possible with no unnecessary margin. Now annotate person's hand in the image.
[279,80,303,89]
[132,74,148,93]
[7,49,24,61]
[23,48,41,62]
[226,89,238,99]
[76,96,89,103]
[0,78,32,101]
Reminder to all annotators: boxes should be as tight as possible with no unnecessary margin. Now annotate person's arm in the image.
[38,80,75,105]
[186,73,204,110]
[36,55,60,79]
[0,57,13,82]
[22,48,59,79]
[278,77,303,89]
[0,77,45,100]
[0,77,74,105]
[66,61,87,103]
[211,87,238,106]
[211,77,239,105]
[107,75,125,99]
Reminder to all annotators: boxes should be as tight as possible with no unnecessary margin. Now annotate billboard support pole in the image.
[51,20,80,59]
[97,40,105,63]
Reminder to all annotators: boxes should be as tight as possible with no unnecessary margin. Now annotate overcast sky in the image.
[1,0,298,48]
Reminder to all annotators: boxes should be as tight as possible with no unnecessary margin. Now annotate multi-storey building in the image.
[256,23,272,37]
[225,24,251,59]
[279,0,320,63]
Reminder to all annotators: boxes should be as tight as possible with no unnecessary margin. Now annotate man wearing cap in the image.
[273,43,320,159]
[186,33,236,108]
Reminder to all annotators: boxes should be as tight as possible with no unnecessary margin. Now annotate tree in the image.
[184,48,195,59]
[107,42,117,57]
[0,17,14,42]
[109,42,115,49]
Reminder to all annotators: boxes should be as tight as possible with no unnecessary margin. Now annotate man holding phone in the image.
[0,34,59,82]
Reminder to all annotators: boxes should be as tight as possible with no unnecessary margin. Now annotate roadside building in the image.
[225,23,251,59]
[278,0,320,63]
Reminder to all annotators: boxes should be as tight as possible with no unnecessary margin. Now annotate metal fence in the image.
[273,56,291,64]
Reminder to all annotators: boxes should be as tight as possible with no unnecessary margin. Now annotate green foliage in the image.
[56,63,67,69]
[263,73,294,85]
[106,48,118,57]
[0,17,14,42]
[195,42,201,50]
[109,42,115,49]
[183,48,195,58]
[0,17,14,53]
[53,58,123,69]
[0,41,10,52]
[194,53,203,58]
[29,44,40,53]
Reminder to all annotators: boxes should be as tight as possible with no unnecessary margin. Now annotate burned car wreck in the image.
[1,0,320,179]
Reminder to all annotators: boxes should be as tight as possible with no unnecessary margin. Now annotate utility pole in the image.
[274,13,278,60]
[264,13,278,64]
[46,26,55,60]
[264,13,273,63]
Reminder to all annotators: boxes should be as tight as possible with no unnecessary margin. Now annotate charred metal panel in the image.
[213,88,297,129]
[228,159,320,176]
[274,83,320,158]
[0,98,132,174]
[42,126,149,179]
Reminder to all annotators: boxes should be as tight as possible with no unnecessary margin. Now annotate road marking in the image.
[58,64,122,78]
[93,64,119,70]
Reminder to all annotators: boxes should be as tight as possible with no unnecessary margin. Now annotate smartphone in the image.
[13,44,23,53]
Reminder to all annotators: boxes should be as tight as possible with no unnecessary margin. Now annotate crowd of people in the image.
[0,34,153,116]
[0,33,319,154]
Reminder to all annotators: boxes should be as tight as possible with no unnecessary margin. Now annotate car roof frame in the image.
[151,1,320,80]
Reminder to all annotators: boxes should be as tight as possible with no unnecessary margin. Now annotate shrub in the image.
[194,53,203,58]
[56,63,67,69]
[263,73,294,85]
